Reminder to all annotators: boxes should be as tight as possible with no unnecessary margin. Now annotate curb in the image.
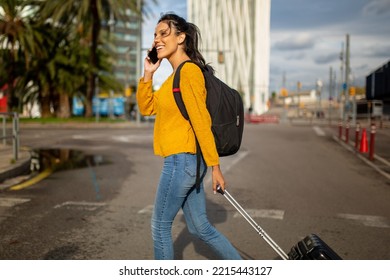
[0,148,32,190]
[0,159,31,184]
[332,135,390,180]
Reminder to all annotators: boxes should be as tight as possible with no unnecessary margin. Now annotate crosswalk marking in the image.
[0,197,30,207]
[53,201,106,211]
[233,209,285,220]
[138,205,184,216]
[313,126,326,136]
[137,206,390,229]
[337,213,390,228]
[137,204,154,214]
[1,197,388,230]
[138,204,284,220]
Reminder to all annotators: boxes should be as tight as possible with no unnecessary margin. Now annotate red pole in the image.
[355,122,360,150]
[369,122,376,161]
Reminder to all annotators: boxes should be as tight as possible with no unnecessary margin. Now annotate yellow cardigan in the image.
[137,63,219,167]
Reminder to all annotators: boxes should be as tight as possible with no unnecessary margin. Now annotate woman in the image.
[137,13,241,260]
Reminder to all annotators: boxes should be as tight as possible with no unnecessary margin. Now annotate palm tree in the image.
[40,0,144,117]
[0,0,45,112]
[19,22,86,117]
[20,19,123,118]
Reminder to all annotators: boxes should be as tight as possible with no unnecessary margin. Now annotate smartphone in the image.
[148,47,159,64]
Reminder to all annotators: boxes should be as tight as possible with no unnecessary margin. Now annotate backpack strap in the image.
[172,60,202,191]
[173,60,192,120]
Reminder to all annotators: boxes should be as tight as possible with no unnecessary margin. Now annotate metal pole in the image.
[135,0,142,126]
[339,42,344,120]
[328,66,333,126]
[2,115,6,145]
[109,90,114,119]
[297,81,301,117]
[12,112,19,160]
[344,34,350,121]
[95,76,100,123]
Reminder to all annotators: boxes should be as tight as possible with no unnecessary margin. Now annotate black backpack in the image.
[173,60,244,157]
[172,61,244,188]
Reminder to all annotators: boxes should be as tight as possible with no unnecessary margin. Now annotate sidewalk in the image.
[0,145,31,190]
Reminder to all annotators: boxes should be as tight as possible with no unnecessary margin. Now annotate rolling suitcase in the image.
[217,186,342,260]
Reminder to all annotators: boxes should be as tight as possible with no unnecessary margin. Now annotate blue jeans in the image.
[151,153,242,260]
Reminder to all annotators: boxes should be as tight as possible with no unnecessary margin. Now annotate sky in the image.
[141,0,390,97]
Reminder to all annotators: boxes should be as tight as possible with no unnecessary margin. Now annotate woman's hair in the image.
[158,13,206,68]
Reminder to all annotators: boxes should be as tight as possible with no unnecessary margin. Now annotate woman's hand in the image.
[212,165,225,194]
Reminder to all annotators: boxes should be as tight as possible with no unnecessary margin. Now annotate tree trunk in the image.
[40,88,53,118]
[85,76,94,117]
[40,94,52,118]
[85,0,100,118]
[57,94,71,118]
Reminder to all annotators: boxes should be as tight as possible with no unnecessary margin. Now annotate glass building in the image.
[188,0,271,115]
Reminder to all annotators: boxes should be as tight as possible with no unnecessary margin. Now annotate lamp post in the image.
[297,81,301,117]
[328,66,333,126]
[316,79,323,118]
[135,0,142,126]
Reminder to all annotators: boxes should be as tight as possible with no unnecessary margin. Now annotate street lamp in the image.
[316,79,323,118]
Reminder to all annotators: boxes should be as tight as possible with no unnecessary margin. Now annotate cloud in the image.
[285,53,306,60]
[366,45,390,58]
[273,33,316,51]
[314,52,340,64]
[362,0,390,16]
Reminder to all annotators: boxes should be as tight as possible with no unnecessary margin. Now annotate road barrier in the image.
[360,128,368,153]
[246,114,279,124]
[355,123,360,150]
[0,112,20,160]
[338,120,379,161]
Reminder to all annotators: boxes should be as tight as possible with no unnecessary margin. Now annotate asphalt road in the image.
[0,123,389,260]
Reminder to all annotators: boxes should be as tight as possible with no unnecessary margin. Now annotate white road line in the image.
[138,204,390,228]
[138,204,154,214]
[138,205,185,216]
[138,204,283,221]
[337,213,390,228]
[72,134,153,143]
[204,150,249,186]
[111,135,153,143]
[221,150,249,173]
[54,201,106,211]
[233,209,285,220]
[0,197,31,207]
[313,126,326,136]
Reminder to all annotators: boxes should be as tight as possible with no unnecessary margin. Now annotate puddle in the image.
[6,149,108,195]
[30,149,106,173]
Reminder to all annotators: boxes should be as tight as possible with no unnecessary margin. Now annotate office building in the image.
[188,0,271,114]
[110,10,142,94]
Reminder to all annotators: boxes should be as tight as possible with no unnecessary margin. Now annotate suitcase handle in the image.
[217,186,289,260]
